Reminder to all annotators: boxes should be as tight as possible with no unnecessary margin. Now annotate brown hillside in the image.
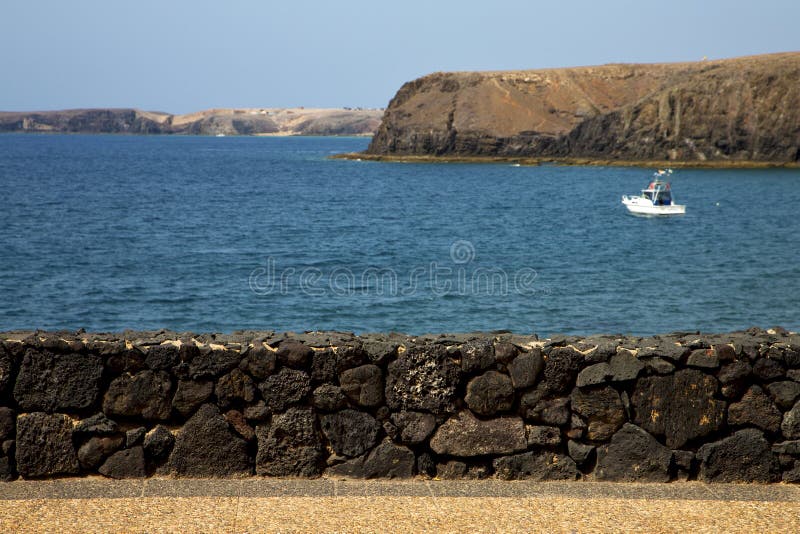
[367,53,800,163]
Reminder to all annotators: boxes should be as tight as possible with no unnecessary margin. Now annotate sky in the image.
[1,0,798,113]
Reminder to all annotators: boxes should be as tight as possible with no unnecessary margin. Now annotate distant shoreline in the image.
[0,107,384,137]
[0,131,375,138]
[331,152,800,169]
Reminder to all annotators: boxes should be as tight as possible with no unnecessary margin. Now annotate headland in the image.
[362,52,800,167]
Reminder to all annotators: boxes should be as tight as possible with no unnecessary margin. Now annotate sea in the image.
[1,134,798,337]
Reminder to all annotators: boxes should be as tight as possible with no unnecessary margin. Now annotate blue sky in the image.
[1,0,798,113]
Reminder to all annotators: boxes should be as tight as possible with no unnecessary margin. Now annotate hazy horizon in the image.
[2,0,799,114]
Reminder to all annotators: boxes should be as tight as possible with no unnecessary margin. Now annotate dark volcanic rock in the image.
[753,358,786,381]
[672,450,695,479]
[224,410,255,441]
[363,440,415,478]
[103,370,173,420]
[464,370,515,416]
[0,407,15,441]
[608,349,645,381]
[631,369,725,448]
[570,386,626,441]
[460,339,495,373]
[542,347,584,394]
[144,344,180,370]
[243,400,269,422]
[385,344,461,414]
[0,464,10,483]
[493,342,519,364]
[0,344,14,396]
[576,363,612,388]
[73,413,119,436]
[520,387,571,426]
[126,427,146,447]
[334,344,368,373]
[567,414,587,440]
[687,348,720,369]
[417,452,436,477]
[311,349,337,382]
[638,342,687,362]
[320,409,381,457]
[256,407,324,477]
[167,404,251,477]
[188,347,240,379]
[312,384,348,412]
[172,379,214,417]
[697,428,780,482]
[429,410,527,457]
[77,435,124,470]
[525,425,562,447]
[339,364,384,407]
[784,462,800,483]
[326,440,415,479]
[718,360,753,398]
[215,369,256,409]
[643,357,675,375]
[772,439,800,456]
[239,346,276,380]
[493,450,578,481]
[767,381,800,410]
[718,360,752,383]
[16,412,79,478]
[143,425,174,461]
[14,349,103,412]
[99,446,146,479]
[390,411,437,445]
[362,341,398,366]
[728,385,783,432]
[714,343,737,363]
[435,461,491,480]
[777,343,800,368]
[105,348,147,374]
[783,400,800,439]
[508,351,544,389]
[258,368,311,413]
[276,339,313,368]
[595,424,672,482]
[567,440,595,467]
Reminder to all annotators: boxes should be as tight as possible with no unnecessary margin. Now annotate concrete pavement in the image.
[2,478,799,532]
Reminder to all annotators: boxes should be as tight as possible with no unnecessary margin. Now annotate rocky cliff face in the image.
[0,107,383,136]
[367,53,800,163]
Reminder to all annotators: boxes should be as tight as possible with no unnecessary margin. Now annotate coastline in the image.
[330,152,800,169]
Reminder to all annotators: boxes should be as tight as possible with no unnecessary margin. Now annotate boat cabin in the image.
[642,180,673,206]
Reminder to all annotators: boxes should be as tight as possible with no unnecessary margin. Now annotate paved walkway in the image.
[2,478,799,533]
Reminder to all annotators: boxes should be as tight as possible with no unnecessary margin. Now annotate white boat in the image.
[622,170,686,215]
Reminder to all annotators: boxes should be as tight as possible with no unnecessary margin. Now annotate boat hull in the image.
[622,197,686,215]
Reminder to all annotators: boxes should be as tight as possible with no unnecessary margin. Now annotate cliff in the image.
[0,107,383,136]
[367,52,800,163]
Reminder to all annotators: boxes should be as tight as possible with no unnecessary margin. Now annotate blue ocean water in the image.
[0,134,798,336]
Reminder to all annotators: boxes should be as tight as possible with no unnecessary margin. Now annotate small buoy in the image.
[715,202,720,206]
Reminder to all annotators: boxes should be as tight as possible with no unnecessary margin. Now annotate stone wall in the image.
[1,328,799,482]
